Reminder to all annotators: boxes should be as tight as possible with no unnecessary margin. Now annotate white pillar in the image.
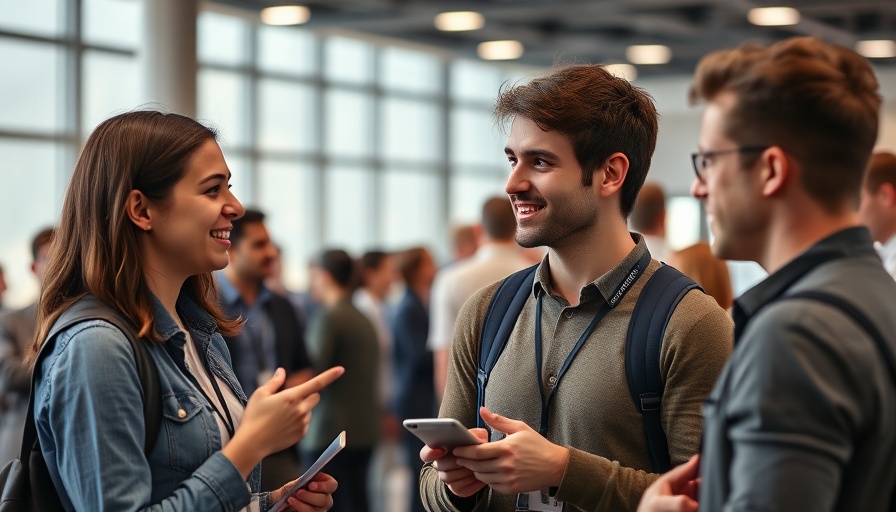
[141,0,199,117]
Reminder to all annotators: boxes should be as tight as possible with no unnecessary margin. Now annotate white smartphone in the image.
[403,418,482,450]
[268,431,346,511]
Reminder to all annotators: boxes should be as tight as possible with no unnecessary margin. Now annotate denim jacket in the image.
[33,293,267,511]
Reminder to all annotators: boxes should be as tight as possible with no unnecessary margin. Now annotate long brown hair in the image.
[32,111,241,362]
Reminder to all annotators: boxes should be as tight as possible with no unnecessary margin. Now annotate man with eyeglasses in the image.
[639,36,896,512]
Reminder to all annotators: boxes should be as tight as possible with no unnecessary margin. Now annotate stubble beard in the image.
[515,201,599,250]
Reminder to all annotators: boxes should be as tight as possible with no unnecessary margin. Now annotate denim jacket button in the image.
[177,408,187,419]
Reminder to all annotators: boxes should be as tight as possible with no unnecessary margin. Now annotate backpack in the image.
[477,263,700,473]
[0,295,161,511]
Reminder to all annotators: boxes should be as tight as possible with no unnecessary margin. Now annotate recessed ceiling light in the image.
[477,40,524,60]
[604,63,637,81]
[856,40,896,58]
[625,45,671,65]
[260,5,310,26]
[434,11,485,32]
[748,7,800,26]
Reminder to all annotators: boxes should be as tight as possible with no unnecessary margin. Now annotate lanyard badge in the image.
[516,490,564,511]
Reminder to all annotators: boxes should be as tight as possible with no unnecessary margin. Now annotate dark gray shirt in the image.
[700,227,896,511]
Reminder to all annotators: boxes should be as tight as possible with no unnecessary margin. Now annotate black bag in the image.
[0,295,161,511]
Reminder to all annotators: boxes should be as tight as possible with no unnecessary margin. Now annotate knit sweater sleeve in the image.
[419,282,501,512]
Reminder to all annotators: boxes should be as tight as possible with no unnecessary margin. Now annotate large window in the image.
[0,2,528,299]
[196,11,522,289]
[0,0,140,307]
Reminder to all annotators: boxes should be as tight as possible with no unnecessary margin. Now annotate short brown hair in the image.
[630,182,666,233]
[31,227,55,263]
[863,151,896,193]
[689,36,881,211]
[494,65,659,217]
[395,247,428,284]
[481,196,516,240]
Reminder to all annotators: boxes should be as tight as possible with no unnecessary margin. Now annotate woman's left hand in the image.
[271,472,338,512]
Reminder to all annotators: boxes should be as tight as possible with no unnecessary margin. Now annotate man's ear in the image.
[879,183,896,207]
[598,152,630,198]
[759,146,790,197]
[126,190,153,232]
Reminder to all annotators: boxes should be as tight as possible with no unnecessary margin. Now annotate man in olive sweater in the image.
[419,65,733,512]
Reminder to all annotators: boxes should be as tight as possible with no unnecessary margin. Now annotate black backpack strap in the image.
[625,264,702,473]
[778,290,896,510]
[37,295,162,456]
[476,264,539,429]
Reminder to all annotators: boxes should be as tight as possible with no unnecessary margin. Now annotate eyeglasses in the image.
[690,146,769,183]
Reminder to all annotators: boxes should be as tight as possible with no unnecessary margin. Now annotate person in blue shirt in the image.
[31,110,342,511]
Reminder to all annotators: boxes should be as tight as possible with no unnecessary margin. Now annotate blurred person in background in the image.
[0,227,54,466]
[447,224,479,267]
[428,196,530,399]
[353,250,402,512]
[667,241,734,310]
[630,182,669,261]
[0,263,7,311]
[391,247,439,512]
[305,249,380,512]
[218,208,314,491]
[858,151,896,280]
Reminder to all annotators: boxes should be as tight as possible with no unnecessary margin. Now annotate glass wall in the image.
[194,11,525,289]
[0,1,704,303]
[0,0,142,307]
[0,1,520,303]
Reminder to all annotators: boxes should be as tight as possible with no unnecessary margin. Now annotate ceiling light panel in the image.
[856,40,896,58]
[748,7,800,26]
[625,45,671,65]
[260,5,310,26]
[477,40,524,60]
[434,11,485,32]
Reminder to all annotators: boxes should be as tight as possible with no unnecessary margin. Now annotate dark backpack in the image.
[0,295,161,511]
[477,263,700,473]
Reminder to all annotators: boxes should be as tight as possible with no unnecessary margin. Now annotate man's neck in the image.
[321,287,348,308]
[759,207,860,274]
[224,267,262,307]
[546,219,636,306]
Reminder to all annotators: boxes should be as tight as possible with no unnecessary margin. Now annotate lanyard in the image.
[533,252,650,436]
[182,335,237,438]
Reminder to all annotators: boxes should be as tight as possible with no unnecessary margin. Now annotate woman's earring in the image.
[144,225,151,232]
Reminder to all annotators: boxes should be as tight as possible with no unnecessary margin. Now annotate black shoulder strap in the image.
[777,290,896,510]
[625,264,702,473]
[25,295,161,459]
[476,264,539,429]
[779,290,896,378]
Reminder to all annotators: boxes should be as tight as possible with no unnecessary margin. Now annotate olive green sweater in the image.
[420,240,733,512]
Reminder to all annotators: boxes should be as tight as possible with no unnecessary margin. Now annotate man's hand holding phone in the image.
[410,418,489,498]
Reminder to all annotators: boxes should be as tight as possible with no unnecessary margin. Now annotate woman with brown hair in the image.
[31,110,341,511]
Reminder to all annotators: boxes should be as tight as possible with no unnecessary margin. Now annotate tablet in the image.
[268,431,346,511]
